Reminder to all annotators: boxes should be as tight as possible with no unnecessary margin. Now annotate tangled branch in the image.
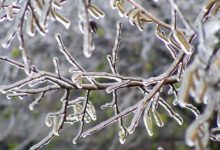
[0,0,220,149]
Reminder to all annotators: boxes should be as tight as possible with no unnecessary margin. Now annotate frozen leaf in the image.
[173,30,193,55]
[152,110,164,127]
[71,72,83,88]
[86,101,96,121]
[88,4,105,19]
[1,30,16,48]
[116,2,125,17]
[217,111,220,127]
[73,103,83,114]
[159,99,183,125]
[118,129,126,144]
[143,111,153,136]
[45,114,53,127]
[54,10,70,29]
[84,113,92,123]
[6,5,13,21]
[26,12,35,37]
[110,0,118,9]
[52,0,62,9]
[52,116,60,136]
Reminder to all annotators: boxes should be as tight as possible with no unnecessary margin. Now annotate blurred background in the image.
[0,0,219,149]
